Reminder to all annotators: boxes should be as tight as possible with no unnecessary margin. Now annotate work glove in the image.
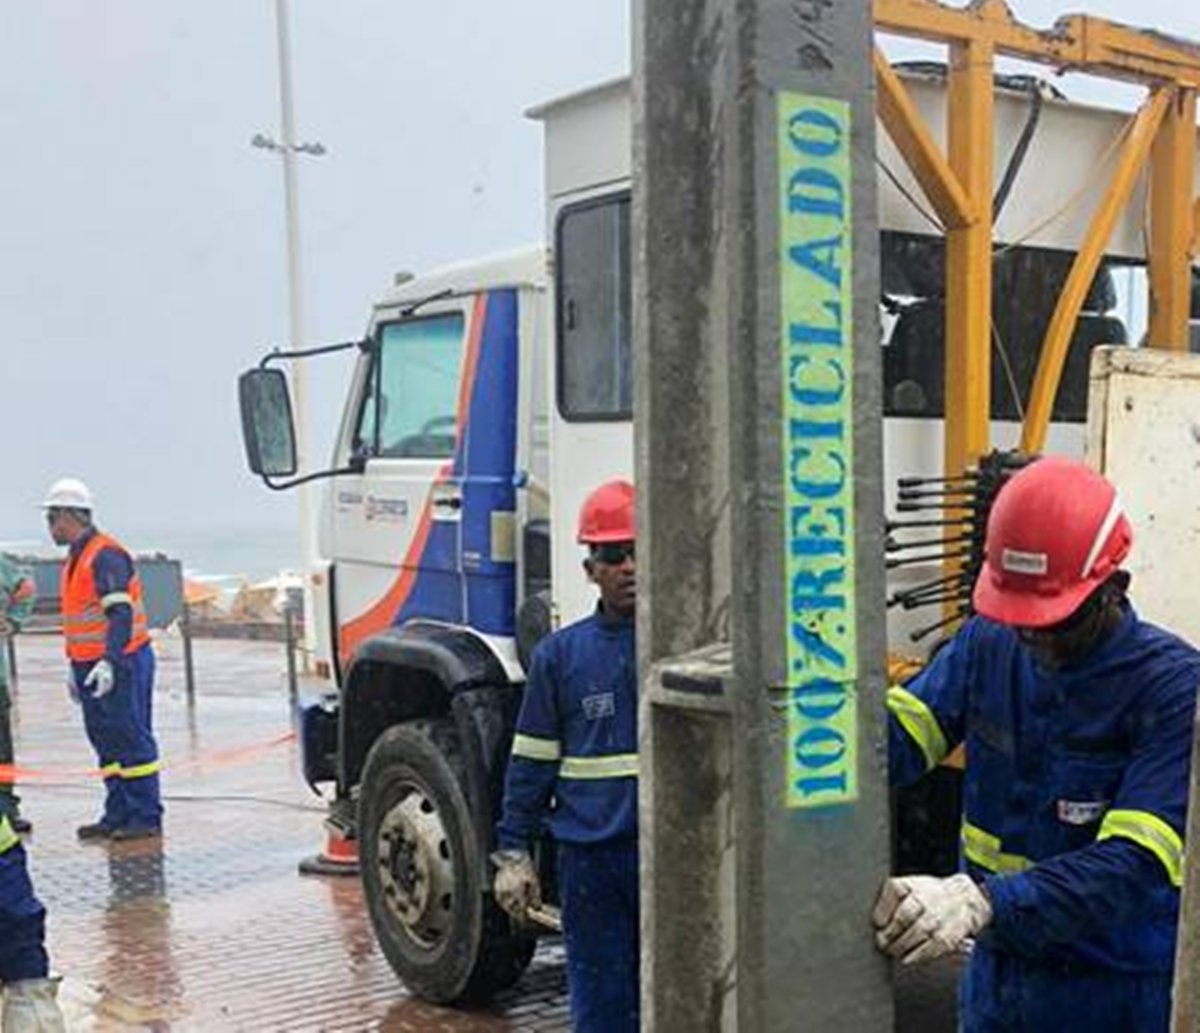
[491,849,541,923]
[1,976,67,1033]
[872,873,992,965]
[83,659,115,699]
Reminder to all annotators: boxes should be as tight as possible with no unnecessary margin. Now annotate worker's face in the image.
[45,508,84,546]
[585,541,636,619]
[1016,580,1122,671]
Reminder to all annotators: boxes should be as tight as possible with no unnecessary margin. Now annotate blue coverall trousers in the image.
[558,839,639,1033]
[961,943,1172,1032]
[0,841,48,982]
[75,645,162,831]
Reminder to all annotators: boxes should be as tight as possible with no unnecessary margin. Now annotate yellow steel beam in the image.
[1021,89,1172,454]
[874,0,1200,89]
[1148,88,1197,350]
[874,49,975,229]
[943,35,994,477]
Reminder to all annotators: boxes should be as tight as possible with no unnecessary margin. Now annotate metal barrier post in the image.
[284,600,299,703]
[180,598,197,704]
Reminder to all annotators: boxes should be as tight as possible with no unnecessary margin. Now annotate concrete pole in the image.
[1171,696,1200,1031]
[634,1,891,1030]
[272,0,317,662]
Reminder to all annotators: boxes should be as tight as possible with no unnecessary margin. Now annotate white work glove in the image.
[1,977,67,1033]
[491,849,541,923]
[872,873,992,965]
[83,659,115,698]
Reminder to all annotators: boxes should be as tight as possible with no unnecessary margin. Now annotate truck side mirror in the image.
[238,368,298,478]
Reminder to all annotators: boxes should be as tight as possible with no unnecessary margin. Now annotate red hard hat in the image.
[577,479,636,544]
[972,456,1132,628]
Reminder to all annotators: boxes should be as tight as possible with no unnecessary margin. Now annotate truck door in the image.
[333,292,519,667]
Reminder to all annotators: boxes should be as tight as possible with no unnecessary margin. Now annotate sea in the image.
[0,523,302,589]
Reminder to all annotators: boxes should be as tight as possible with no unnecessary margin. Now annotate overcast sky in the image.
[0,1,1195,563]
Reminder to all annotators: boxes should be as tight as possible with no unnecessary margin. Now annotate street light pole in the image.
[254,0,325,663]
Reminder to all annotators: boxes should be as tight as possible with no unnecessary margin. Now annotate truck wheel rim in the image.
[377,782,456,948]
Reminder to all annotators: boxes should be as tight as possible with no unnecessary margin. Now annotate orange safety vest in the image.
[61,533,150,662]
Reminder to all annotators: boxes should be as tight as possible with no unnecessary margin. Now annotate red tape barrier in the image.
[0,731,297,783]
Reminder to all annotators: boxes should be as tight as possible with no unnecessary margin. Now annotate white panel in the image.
[1088,348,1200,646]
[532,74,1200,255]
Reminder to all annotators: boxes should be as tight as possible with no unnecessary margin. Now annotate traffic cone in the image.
[298,824,359,877]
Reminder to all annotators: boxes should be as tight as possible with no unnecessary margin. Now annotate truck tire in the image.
[359,719,536,1004]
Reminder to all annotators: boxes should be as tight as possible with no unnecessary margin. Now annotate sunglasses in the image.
[591,542,635,565]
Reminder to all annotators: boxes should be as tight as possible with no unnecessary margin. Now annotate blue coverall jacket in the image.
[888,605,1200,1031]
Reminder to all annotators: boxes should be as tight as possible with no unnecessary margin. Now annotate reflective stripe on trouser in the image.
[75,645,162,830]
[0,827,49,982]
[558,840,639,1033]
[961,941,1171,1033]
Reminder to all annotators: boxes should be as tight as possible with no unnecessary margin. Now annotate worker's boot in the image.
[1,977,67,1033]
[76,821,112,841]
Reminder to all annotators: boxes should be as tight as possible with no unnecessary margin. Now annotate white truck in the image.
[237,69,1195,1003]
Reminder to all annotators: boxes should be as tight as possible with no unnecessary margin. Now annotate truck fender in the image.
[338,621,521,824]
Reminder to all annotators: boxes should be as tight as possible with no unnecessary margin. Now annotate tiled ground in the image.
[9,631,959,1032]
[9,633,569,1032]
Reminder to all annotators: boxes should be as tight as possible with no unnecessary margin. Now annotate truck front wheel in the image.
[359,720,535,1004]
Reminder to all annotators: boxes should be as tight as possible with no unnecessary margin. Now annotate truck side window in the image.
[556,193,632,421]
[356,313,466,459]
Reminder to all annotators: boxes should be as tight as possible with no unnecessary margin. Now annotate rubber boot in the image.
[1,977,67,1032]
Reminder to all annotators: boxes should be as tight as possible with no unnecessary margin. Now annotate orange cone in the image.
[298,824,359,877]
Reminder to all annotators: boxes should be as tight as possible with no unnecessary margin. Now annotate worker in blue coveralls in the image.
[0,815,67,1030]
[493,479,639,1033]
[43,478,163,842]
[873,456,1200,1033]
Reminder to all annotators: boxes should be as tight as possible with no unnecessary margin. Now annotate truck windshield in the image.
[357,312,465,459]
[556,193,632,421]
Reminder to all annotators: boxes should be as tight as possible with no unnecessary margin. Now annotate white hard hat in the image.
[42,478,94,511]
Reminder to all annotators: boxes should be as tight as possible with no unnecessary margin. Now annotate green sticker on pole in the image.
[778,92,859,809]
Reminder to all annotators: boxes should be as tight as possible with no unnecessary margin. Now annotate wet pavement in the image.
[9,633,570,1032]
[9,631,960,1031]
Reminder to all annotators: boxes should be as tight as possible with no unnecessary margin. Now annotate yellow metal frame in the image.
[873,0,1200,469]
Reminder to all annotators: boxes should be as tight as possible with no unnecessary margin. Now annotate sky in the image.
[0,1,1196,569]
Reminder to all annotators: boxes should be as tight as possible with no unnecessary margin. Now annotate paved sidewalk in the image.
[9,633,569,1032]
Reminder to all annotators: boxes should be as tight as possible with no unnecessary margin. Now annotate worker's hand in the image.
[491,850,541,923]
[83,659,115,699]
[872,873,992,965]
[0,614,11,636]
[66,676,80,705]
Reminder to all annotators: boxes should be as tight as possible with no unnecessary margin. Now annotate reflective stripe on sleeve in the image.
[962,820,1033,874]
[100,591,133,609]
[886,684,949,771]
[511,734,561,762]
[559,754,638,780]
[1097,808,1184,888]
[0,815,18,854]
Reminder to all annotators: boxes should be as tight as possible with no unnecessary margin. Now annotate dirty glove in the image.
[491,849,541,922]
[83,659,115,698]
[873,873,992,965]
[2,977,67,1033]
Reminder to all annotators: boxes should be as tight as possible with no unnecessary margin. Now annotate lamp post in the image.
[252,0,325,664]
